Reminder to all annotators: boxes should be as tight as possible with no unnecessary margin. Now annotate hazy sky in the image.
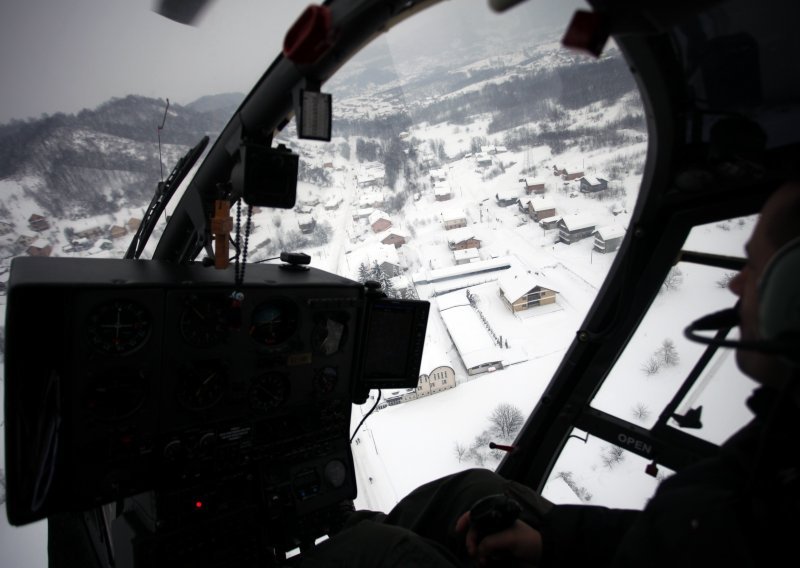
[0,0,583,125]
[0,0,303,123]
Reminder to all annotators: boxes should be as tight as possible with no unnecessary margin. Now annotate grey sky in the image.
[0,0,302,123]
[0,0,584,125]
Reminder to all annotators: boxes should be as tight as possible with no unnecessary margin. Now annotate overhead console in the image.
[4,256,429,563]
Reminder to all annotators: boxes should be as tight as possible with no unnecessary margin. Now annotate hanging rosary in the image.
[229,198,253,329]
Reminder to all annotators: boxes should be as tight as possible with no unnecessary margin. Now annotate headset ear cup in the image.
[759,237,800,343]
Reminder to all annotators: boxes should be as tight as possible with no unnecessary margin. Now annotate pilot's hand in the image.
[455,510,542,567]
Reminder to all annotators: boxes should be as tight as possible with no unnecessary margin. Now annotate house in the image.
[518,198,531,214]
[447,227,481,250]
[580,176,609,193]
[441,209,467,230]
[127,218,142,231]
[28,214,49,232]
[323,162,334,169]
[558,214,597,244]
[416,366,456,397]
[498,271,558,312]
[74,226,106,240]
[27,239,53,257]
[298,214,316,234]
[539,215,562,230]
[528,197,557,222]
[358,191,385,209]
[475,153,493,167]
[369,210,393,233]
[109,225,128,239]
[357,163,385,188]
[563,170,584,181]
[434,182,452,201]
[453,248,480,265]
[299,196,320,207]
[372,244,402,277]
[594,225,626,253]
[324,196,343,210]
[429,168,447,183]
[16,234,38,247]
[495,190,519,207]
[523,178,546,195]
[381,230,408,248]
[352,207,373,220]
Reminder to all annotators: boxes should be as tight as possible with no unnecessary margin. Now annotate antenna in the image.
[157,98,170,181]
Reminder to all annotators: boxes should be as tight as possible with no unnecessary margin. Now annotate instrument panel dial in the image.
[86,299,151,355]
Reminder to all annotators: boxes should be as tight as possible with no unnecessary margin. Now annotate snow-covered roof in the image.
[454,248,480,261]
[446,226,478,244]
[595,225,626,240]
[560,214,597,232]
[498,269,558,303]
[430,168,446,180]
[438,295,503,370]
[441,208,466,222]
[379,228,409,239]
[496,189,519,201]
[530,197,556,211]
[539,214,562,224]
[298,214,314,225]
[374,243,400,265]
[582,176,606,186]
[524,178,545,187]
[413,256,512,285]
[434,183,451,196]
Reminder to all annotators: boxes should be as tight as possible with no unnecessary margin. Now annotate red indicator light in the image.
[195,501,204,509]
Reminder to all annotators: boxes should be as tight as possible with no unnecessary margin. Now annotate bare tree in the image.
[658,338,680,367]
[716,272,736,289]
[454,443,467,463]
[555,471,592,502]
[661,266,684,292]
[601,445,625,469]
[489,403,524,439]
[632,403,651,422]
[641,356,661,376]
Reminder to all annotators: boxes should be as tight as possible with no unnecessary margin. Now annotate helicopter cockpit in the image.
[2,0,799,566]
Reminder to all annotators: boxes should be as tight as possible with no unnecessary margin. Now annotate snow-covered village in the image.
[0,1,764,563]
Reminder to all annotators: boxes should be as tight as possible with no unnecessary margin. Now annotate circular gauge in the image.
[180,294,230,348]
[176,363,228,411]
[249,372,290,411]
[314,366,338,394]
[324,460,347,488]
[249,300,299,346]
[84,368,148,421]
[87,299,151,355]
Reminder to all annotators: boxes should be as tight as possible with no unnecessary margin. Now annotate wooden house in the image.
[447,228,481,251]
[594,225,626,253]
[109,225,128,239]
[381,230,408,248]
[529,197,557,222]
[523,178,546,195]
[369,210,393,233]
[580,176,609,193]
[28,214,49,232]
[127,218,142,231]
[558,215,597,244]
[539,215,562,230]
[498,271,558,313]
[27,239,53,257]
[442,209,467,230]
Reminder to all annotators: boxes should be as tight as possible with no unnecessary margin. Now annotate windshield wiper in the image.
[125,135,210,259]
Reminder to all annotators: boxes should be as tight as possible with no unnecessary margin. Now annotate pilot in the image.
[295,182,800,567]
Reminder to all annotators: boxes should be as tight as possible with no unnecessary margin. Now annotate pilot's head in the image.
[728,182,800,388]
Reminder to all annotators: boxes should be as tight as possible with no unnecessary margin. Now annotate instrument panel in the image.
[4,257,367,557]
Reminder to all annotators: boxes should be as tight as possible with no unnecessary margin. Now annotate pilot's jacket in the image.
[297,387,800,567]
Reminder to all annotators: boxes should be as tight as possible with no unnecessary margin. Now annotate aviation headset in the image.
[685,236,800,366]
